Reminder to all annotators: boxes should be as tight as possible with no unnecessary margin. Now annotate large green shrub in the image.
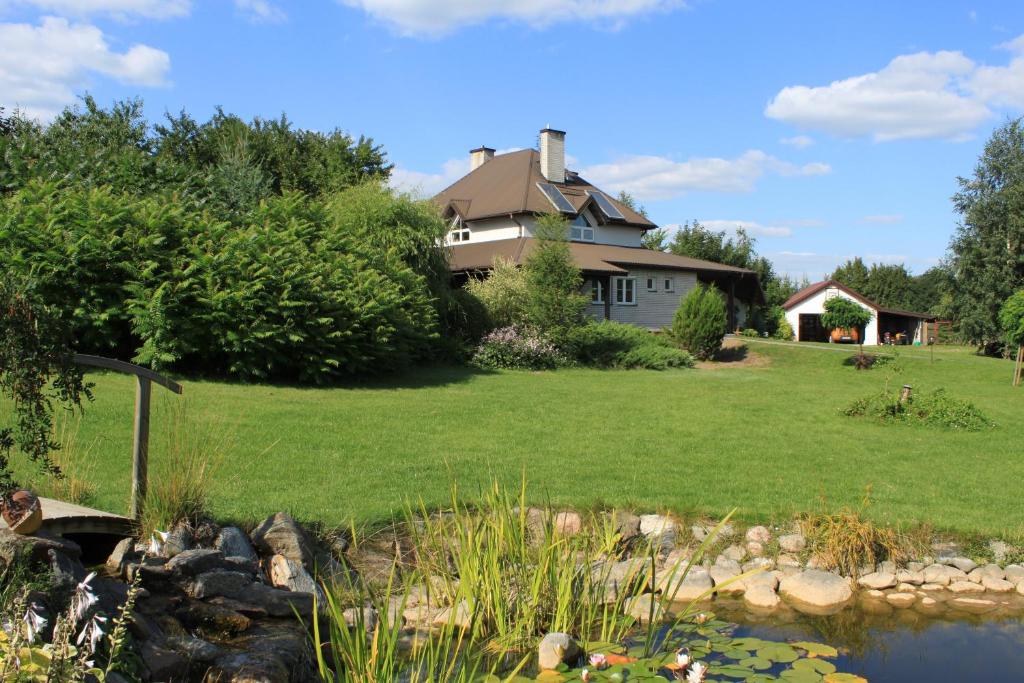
[821,296,873,351]
[565,321,693,369]
[773,313,794,340]
[671,284,727,360]
[464,257,530,330]
[524,215,587,342]
[999,290,1024,347]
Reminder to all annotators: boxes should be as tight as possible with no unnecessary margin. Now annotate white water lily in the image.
[693,612,709,625]
[675,648,691,668]
[148,529,169,556]
[70,571,99,622]
[686,661,707,683]
[23,603,47,643]
[580,668,591,682]
[76,614,107,654]
[589,653,608,670]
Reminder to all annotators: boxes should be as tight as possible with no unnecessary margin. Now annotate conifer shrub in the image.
[671,284,727,360]
[565,321,693,369]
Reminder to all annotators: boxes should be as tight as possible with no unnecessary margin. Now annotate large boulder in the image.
[657,567,713,602]
[250,513,314,568]
[538,632,580,671]
[189,571,253,600]
[779,570,853,613]
[922,563,967,586]
[216,527,259,563]
[743,584,780,610]
[778,534,806,553]
[166,549,229,576]
[856,572,897,590]
[612,511,641,542]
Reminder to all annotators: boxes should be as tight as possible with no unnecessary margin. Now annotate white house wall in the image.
[450,216,522,245]
[784,287,879,345]
[452,214,645,247]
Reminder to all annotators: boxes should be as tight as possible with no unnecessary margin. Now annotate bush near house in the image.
[471,327,567,370]
[464,257,530,330]
[671,284,727,360]
[564,321,694,370]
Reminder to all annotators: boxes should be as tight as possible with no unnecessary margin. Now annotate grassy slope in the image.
[11,342,1024,536]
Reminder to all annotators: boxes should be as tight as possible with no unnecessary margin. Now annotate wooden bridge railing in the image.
[73,355,183,521]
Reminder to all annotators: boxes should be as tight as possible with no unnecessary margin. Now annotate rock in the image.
[744,584,780,610]
[908,561,925,572]
[721,544,745,562]
[745,541,765,558]
[974,564,1005,580]
[1018,582,1024,597]
[554,511,582,536]
[624,594,663,625]
[949,597,997,614]
[989,540,1013,563]
[190,571,253,599]
[207,597,268,620]
[710,563,741,595]
[777,553,802,569]
[251,513,314,568]
[107,538,139,576]
[639,515,677,548]
[48,548,86,591]
[896,583,918,593]
[141,641,189,681]
[1004,564,1024,584]
[948,580,985,594]
[216,527,259,562]
[895,570,924,586]
[779,570,853,611]
[922,564,967,586]
[863,589,886,600]
[166,634,220,663]
[594,558,647,601]
[245,584,314,619]
[745,526,771,544]
[691,522,733,542]
[343,607,379,631]
[743,558,774,572]
[537,632,580,671]
[269,554,318,594]
[163,524,194,559]
[658,567,713,602]
[878,560,897,574]
[981,576,1015,593]
[886,592,916,608]
[944,556,977,573]
[778,534,806,553]
[176,600,252,634]
[612,511,641,541]
[920,583,946,591]
[166,549,228,576]
[210,652,289,683]
[918,596,940,610]
[432,601,472,629]
[857,572,897,590]
[0,529,81,566]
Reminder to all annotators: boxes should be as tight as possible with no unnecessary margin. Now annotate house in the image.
[782,279,934,345]
[435,128,763,330]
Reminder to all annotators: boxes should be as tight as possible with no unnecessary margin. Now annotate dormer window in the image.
[449,217,471,243]
[569,214,595,242]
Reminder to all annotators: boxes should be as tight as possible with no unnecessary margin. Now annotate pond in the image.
[715,598,1024,682]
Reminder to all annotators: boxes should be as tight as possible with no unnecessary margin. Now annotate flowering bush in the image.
[471,327,567,370]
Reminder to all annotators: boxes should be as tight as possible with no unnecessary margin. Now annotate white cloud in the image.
[390,146,524,196]
[0,0,191,19]
[701,219,792,238]
[234,0,286,23]
[967,35,1024,109]
[766,50,990,142]
[862,214,903,224]
[0,16,170,121]
[579,150,830,201]
[780,135,814,148]
[337,0,682,37]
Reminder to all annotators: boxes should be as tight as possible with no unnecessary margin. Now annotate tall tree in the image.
[864,263,914,310]
[830,257,870,294]
[948,118,1024,352]
[524,214,587,341]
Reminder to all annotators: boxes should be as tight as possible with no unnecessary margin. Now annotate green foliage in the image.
[564,321,694,370]
[0,277,92,499]
[464,257,530,329]
[999,290,1024,346]
[830,258,870,294]
[471,327,566,370]
[740,328,760,338]
[948,118,1024,351]
[523,214,588,341]
[831,259,950,315]
[672,284,727,360]
[820,297,873,335]
[843,388,994,431]
[773,312,794,340]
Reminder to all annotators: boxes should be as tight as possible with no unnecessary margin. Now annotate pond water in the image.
[718,600,1024,682]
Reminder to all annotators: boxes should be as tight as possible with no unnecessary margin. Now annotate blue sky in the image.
[2,0,1023,279]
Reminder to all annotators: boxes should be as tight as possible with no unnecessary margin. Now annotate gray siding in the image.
[584,269,698,329]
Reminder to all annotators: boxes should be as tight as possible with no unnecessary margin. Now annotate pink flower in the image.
[589,653,608,670]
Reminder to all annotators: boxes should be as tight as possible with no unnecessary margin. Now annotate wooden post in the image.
[900,384,913,403]
[1014,345,1023,387]
[131,377,152,521]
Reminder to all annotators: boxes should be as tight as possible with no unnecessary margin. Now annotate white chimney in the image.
[539,128,565,183]
[469,146,495,171]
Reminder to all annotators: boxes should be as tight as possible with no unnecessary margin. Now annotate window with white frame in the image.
[591,279,604,304]
[663,277,675,292]
[614,277,636,305]
[569,214,595,242]
[448,217,471,243]
[646,276,657,291]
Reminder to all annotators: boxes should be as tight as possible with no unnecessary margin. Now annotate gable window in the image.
[614,277,636,305]
[569,214,595,242]
[449,217,471,243]
[646,276,657,292]
[663,277,675,292]
[591,279,604,304]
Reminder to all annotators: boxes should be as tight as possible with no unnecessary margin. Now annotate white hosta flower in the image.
[76,614,107,654]
[23,603,47,643]
[589,653,608,670]
[1,618,13,635]
[686,661,707,683]
[71,571,99,622]
[148,530,169,556]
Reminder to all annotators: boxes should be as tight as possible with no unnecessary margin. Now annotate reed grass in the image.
[31,413,98,506]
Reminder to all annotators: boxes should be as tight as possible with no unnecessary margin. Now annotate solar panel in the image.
[537,182,576,214]
[589,191,626,221]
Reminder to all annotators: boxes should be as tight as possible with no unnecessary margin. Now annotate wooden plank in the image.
[0,498,133,537]
[73,354,183,394]
[131,377,152,521]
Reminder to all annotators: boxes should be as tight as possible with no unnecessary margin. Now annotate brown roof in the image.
[434,149,655,228]
[449,238,756,277]
[782,280,934,319]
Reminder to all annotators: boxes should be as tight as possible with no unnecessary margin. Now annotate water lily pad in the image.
[793,659,837,675]
[709,664,757,679]
[792,642,839,659]
[823,675,868,683]
[739,657,773,671]
[779,668,823,683]
[724,647,755,660]
[730,637,770,651]
[756,643,799,663]
[747,676,779,683]
[587,641,626,655]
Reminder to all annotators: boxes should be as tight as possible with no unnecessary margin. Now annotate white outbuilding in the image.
[782,280,933,346]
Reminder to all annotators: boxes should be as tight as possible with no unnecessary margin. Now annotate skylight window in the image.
[537,182,576,214]
[588,191,626,221]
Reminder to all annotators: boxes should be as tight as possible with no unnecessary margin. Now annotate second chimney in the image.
[539,128,565,183]
[470,146,495,171]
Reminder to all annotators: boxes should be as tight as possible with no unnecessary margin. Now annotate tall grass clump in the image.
[843,387,994,431]
[29,414,98,506]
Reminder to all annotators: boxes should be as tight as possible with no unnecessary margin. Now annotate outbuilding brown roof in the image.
[434,149,655,228]
[782,280,934,319]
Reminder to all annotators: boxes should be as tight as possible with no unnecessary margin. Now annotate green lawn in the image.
[10,341,1024,537]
